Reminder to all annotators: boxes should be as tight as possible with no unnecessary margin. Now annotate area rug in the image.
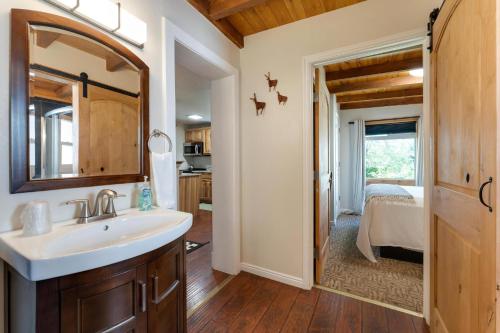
[320,214,423,313]
[186,240,209,254]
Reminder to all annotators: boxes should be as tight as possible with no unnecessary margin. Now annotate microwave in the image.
[183,142,203,156]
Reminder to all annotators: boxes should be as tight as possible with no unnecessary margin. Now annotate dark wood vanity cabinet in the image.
[4,236,186,333]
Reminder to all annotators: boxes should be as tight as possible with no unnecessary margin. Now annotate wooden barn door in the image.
[430,0,496,332]
[314,68,331,283]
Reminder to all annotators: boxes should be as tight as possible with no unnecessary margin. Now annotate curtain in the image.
[351,119,365,214]
[415,117,424,186]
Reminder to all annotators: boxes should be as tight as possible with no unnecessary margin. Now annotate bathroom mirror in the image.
[10,9,149,193]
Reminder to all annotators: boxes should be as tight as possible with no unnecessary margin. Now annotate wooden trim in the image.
[209,0,268,20]
[186,0,244,48]
[10,9,150,193]
[366,178,416,186]
[365,116,420,126]
[326,55,423,81]
[332,76,423,94]
[336,87,423,103]
[340,96,423,110]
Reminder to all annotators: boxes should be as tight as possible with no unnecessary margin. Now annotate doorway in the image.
[162,19,241,315]
[306,33,429,315]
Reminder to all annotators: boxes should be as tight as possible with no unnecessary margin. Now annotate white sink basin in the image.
[0,208,192,281]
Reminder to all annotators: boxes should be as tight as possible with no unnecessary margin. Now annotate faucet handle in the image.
[104,193,126,215]
[66,199,92,223]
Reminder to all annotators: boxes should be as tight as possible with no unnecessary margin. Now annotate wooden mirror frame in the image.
[10,9,150,193]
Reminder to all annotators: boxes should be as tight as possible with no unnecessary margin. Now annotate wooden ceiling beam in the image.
[331,75,423,94]
[36,31,60,48]
[336,87,423,103]
[326,56,423,81]
[340,96,423,110]
[209,0,268,20]
[187,0,244,48]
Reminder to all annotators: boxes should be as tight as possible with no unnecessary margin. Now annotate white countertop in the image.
[0,208,192,281]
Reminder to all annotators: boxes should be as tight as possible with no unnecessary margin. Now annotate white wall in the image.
[240,0,439,282]
[338,104,423,211]
[0,0,239,329]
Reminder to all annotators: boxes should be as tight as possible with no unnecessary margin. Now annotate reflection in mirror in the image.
[28,25,141,180]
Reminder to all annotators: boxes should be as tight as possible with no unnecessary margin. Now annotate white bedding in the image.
[356,186,424,262]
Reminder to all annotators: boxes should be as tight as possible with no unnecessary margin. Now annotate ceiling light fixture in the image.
[44,0,147,48]
[409,68,424,78]
[187,114,203,120]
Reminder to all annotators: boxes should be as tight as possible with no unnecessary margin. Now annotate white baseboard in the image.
[240,263,306,289]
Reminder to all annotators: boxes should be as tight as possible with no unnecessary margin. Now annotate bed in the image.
[356,184,424,263]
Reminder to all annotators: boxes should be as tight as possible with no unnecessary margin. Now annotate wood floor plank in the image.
[281,288,320,332]
[253,285,300,333]
[307,290,341,331]
[411,316,430,333]
[188,272,252,333]
[333,295,362,333]
[386,309,417,333]
[189,272,428,333]
[228,278,282,332]
[362,302,389,333]
[186,210,230,312]
[212,274,264,324]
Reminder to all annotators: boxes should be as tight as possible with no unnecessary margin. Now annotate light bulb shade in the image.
[48,0,78,9]
[116,8,147,45]
[75,0,119,30]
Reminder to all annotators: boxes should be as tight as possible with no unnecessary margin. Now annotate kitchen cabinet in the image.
[185,127,211,155]
[203,128,211,155]
[178,175,200,216]
[5,237,186,333]
[185,128,204,143]
[199,173,212,203]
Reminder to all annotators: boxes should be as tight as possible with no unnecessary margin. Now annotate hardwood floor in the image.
[186,209,230,311]
[188,272,430,333]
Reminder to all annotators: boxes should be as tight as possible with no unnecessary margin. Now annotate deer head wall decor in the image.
[250,93,266,116]
[265,72,278,92]
[277,91,288,106]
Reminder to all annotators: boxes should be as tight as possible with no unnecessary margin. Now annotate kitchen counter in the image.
[179,173,201,178]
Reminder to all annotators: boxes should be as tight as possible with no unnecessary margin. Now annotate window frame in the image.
[364,117,419,186]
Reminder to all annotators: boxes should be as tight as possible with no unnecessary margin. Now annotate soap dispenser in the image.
[138,176,153,211]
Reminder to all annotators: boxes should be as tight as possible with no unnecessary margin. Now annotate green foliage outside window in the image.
[365,137,415,180]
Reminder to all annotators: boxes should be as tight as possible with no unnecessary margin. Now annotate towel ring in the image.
[147,129,173,153]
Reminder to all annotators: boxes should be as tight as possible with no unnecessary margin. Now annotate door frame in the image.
[301,29,431,320]
[162,18,241,275]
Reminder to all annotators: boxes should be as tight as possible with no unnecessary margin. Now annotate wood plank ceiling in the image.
[186,0,366,48]
[325,48,424,110]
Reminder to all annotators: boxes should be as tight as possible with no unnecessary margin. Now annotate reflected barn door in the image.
[430,0,496,332]
[79,85,140,176]
[314,68,331,283]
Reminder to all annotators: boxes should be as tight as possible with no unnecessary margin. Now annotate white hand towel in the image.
[150,151,175,209]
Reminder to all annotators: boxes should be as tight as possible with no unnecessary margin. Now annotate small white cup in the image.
[21,201,52,237]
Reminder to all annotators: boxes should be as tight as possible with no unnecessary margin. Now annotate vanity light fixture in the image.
[187,114,203,120]
[44,0,147,48]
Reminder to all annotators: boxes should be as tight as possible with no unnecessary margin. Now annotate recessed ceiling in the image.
[186,0,366,48]
[175,64,211,125]
[324,47,424,110]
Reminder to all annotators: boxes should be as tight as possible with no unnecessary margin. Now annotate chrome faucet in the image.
[66,189,126,224]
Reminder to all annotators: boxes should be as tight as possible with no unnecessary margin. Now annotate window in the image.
[365,120,417,180]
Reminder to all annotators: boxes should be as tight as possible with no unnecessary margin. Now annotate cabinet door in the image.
[60,267,147,333]
[203,128,211,155]
[147,239,186,333]
[185,130,194,143]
